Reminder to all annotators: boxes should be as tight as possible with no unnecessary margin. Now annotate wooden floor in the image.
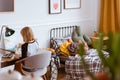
[47,65,68,80]
[57,66,67,80]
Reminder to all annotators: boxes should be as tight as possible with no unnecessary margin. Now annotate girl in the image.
[20,26,39,58]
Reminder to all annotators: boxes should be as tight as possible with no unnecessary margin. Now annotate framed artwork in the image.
[64,0,81,9]
[0,0,14,12]
[49,0,61,14]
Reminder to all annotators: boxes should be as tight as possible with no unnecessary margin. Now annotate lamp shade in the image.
[5,27,15,37]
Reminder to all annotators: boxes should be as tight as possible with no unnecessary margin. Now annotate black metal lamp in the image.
[0,25,15,39]
[5,27,15,37]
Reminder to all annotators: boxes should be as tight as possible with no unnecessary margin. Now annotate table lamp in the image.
[0,25,15,37]
[0,25,15,54]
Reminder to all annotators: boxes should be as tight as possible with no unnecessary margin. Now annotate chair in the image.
[14,50,51,80]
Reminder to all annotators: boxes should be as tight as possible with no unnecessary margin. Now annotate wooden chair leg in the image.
[14,62,25,75]
[42,74,47,80]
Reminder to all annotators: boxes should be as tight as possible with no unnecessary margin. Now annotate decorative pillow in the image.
[50,38,67,50]
[83,34,92,46]
[72,30,78,42]
[72,30,86,44]
[59,41,71,56]
[67,42,79,56]
[50,35,72,50]
[76,26,82,36]
[72,26,92,46]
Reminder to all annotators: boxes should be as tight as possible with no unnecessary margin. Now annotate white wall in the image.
[0,0,100,48]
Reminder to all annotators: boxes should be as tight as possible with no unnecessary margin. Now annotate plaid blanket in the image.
[65,49,109,80]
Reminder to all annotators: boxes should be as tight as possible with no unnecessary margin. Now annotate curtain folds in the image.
[99,0,120,35]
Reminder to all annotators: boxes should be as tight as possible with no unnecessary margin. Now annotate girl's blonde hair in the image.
[20,26,35,43]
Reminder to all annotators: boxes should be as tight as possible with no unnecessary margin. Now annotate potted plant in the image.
[78,32,120,80]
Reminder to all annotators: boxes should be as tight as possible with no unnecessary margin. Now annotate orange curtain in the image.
[99,0,120,35]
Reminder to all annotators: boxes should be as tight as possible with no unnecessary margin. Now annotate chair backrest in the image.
[23,50,51,69]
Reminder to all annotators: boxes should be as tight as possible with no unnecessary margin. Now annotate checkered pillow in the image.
[50,35,71,50]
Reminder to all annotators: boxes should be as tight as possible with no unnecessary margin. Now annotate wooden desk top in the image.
[1,57,20,68]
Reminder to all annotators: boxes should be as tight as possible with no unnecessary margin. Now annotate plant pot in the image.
[94,72,110,80]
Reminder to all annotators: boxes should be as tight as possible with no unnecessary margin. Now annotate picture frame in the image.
[49,0,61,14]
[64,0,81,9]
[0,0,14,12]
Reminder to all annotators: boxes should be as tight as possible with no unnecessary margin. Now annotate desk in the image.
[1,57,20,68]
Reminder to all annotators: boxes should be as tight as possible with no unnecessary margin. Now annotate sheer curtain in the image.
[99,0,120,35]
